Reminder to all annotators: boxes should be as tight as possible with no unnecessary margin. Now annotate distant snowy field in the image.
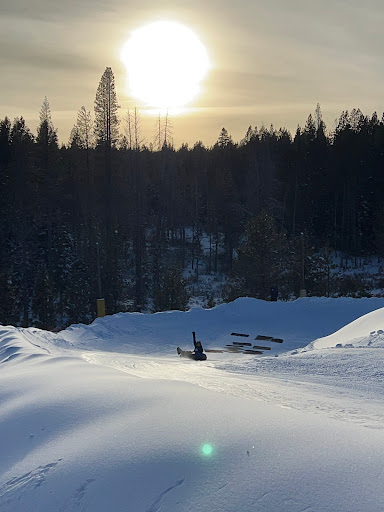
[1,297,384,512]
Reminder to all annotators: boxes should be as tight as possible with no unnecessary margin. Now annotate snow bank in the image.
[60,296,384,354]
[308,306,384,350]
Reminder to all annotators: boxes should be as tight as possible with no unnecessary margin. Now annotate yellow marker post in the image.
[97,298,106,317]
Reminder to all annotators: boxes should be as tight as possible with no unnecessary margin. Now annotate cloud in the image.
[0,39,99,73]
[1,0,111,22]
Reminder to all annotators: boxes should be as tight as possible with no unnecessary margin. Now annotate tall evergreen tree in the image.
[93,67,121,312]
[70,106,94,187]
[94,67,120,148]
[152,265,189,312]
[0,117,11,171]
[10,117,35,326]
[37,97,58,149]
[215,127,233,148]
[235,211,287,300]
[36,96,59,177]
[0,117,12,244]
[76,106,94,150]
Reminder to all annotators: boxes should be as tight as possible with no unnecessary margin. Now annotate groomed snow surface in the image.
[1,297,384,512]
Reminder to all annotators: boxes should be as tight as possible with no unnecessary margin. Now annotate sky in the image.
[1,0,384,147]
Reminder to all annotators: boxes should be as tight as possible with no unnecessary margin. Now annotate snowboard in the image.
[177,347,207,361]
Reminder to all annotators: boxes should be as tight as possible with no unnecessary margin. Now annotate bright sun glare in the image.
[121,21,210,109]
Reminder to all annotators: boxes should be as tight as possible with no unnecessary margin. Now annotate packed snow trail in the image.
[82,348,384,430]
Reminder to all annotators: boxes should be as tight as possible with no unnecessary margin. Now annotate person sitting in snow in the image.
[177,332,207,360]
[193,332,204,353]
[194,340,203,353]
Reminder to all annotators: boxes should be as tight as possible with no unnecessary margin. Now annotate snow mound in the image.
[3,297,384,359]
[0,326,48,362]
[59,296,384,355]
[306,307,384,350]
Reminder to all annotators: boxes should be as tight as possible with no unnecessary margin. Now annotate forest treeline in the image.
[1,67,384,329]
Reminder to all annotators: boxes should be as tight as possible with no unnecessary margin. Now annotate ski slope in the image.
[1,297,384,511]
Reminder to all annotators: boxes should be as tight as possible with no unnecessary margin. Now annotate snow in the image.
[307,306,384,350]
[1,297,384,511]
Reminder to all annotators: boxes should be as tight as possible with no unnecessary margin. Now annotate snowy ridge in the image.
[0,325,74,365]
[59,296,384,354]
[307,307,384,351]
[0,326,49,363]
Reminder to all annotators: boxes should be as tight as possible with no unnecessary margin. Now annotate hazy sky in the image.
[1,0,384,147]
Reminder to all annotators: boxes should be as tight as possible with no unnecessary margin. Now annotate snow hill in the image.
[307,306,384,350]
[1,297,384,512]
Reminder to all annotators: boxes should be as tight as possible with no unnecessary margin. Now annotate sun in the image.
[121,21,210,109]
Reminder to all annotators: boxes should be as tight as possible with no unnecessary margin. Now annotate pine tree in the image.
[37,97,58,149]
[65,257,92,325]
[32,264,56,330]
[0,265,21,325]
[0,117,12,248]
[93,67,121,312]
[69,125,81,149]
[94,67,120,148]
[10,117,35,326]
[315,103,326,137]
[35,97,59,180]
[77,107,93,148]
[72,106,94,185]
[303,113,316,143]
[240,125,255,146]
[35,98,60,284]
[216,127,233,148]
[152,266,189,312]
[235,211,287,300]
[0,117,11,171]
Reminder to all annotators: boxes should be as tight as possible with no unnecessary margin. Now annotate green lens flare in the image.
[201,443,213,456]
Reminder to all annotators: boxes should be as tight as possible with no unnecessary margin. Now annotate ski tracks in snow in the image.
[146,478,185,512]
[81,351,384,430]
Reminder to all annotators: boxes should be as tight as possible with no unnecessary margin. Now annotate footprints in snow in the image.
[59,478,96,512]
[0,459,96,511]
[0,459,62,507]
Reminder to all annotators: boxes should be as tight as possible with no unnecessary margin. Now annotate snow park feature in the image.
[2,296,384,511]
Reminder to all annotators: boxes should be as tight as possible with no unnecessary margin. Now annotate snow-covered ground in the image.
[1,297,384,511]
